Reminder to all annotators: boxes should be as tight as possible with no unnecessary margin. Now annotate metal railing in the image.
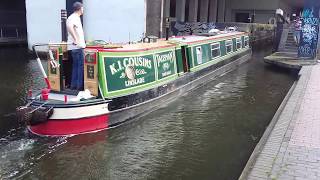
[0,25,26,39]
[0,25,27,44]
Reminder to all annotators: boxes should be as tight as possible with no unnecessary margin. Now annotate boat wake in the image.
[0,127,69,179]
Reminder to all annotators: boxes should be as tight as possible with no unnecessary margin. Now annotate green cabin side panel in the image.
[105,54,156,92]
[156,51,177,80]
[186,47,194,69]
[175,48,184,74]
[186,34,248,71]
[232,38,237,52]
[96,34,249,98]
[220,40,226,56]
[203,44,211,62]
[241,36,245,48]
[192,44,211,66]
[98,53,108,97]
[98,49,178,98]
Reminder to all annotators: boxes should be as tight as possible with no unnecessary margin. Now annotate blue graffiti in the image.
[302,24,317,44]
[302,8,314,18]
[298,6,319,59]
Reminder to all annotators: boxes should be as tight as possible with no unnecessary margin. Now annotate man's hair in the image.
[73,2,83,12]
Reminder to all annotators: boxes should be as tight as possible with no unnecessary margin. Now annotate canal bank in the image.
[240,63,320,179]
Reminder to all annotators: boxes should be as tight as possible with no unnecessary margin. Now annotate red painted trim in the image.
[85,33,247,53]
[29,114,109,136]
[44,77,51,89]
[86,45,105,49]
[87,44,176,53]
[85,52,97,64]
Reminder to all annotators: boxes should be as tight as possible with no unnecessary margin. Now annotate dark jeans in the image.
[274,23,283,52]
[71,48,84,90]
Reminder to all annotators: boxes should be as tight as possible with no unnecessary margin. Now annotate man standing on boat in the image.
[67,2,85,90]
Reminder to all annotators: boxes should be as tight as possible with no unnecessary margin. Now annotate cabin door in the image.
[196,47,202,65]
[181,46,189,72]
[47,46,63,91]
[47,45,71,92]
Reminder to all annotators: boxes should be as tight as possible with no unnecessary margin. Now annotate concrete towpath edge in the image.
[238,71,301,180]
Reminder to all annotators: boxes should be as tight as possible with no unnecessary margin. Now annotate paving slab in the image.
[264,52,317,69]
[240,64,320,180]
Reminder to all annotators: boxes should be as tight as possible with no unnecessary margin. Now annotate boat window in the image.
[211,43,220,59]
[244,36,249,47]
[196,46,203,65]
[236,38,242,50]
[225,40,233,54]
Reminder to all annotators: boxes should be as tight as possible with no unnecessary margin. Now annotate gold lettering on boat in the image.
[109,56,152,76]
[125,77,145,87]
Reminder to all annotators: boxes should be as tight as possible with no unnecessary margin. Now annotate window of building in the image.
[236,38,242,50]
[226,40,233,54]
[211,43,220,58]
[235,13,250,23]
[170,0,176,18]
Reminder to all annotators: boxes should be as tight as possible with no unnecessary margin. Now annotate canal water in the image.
[0,46,296,180]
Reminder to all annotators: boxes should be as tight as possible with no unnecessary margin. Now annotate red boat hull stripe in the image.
[29,114,109,136]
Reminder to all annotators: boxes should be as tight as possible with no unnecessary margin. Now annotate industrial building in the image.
[146,0,309,37]
[0,0,317,49]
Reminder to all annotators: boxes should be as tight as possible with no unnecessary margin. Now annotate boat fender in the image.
[16,106,54,126]
[29,107,54,126]
[16,106,33,124]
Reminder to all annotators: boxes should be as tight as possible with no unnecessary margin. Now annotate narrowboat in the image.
[16,31,251,136]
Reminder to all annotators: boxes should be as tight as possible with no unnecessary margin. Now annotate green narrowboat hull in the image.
[95,32,250,99]
[23,31,251,136]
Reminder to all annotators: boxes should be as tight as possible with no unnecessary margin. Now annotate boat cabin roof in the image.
[170,31,245,44]
[86,31,246,52]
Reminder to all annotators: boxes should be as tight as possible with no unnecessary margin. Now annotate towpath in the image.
[240,63,320,180]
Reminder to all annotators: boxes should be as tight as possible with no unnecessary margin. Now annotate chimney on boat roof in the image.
[61,9,67,42]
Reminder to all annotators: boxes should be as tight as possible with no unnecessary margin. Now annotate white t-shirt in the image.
[66,13,86,50]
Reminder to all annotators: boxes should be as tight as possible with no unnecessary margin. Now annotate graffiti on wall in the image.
[298,6,320,59]
[171,21,216,36]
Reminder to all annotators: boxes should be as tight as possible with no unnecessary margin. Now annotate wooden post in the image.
[165,17,170,40]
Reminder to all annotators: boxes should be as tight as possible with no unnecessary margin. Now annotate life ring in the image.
[125,66,136,80]
[268,17,276,25]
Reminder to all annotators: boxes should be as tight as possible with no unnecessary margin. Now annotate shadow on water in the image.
[0,45,297,179]
[0,46,57,179]
[0,47,29,132]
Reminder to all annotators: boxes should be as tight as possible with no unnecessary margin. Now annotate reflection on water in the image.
[0,46,296,179]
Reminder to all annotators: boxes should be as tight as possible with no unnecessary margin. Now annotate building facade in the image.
[0,0,27,45]
[25,0,145,50]
[146,0,300,37]
[10,0,312,49]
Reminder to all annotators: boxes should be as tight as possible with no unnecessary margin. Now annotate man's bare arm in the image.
[67,23,78,44]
